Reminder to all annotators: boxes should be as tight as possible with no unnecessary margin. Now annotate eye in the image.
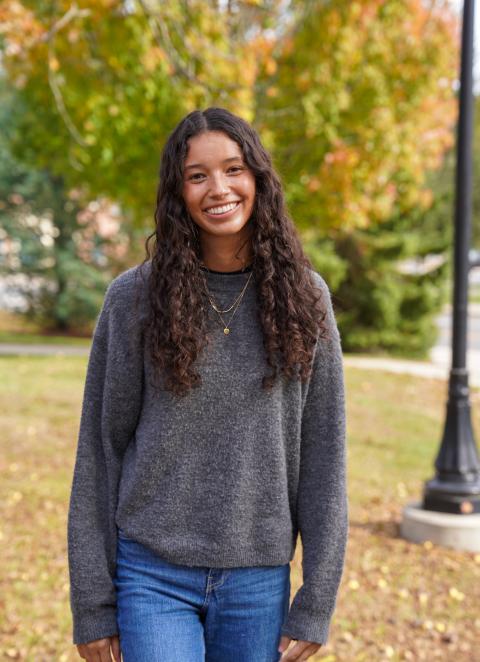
[186,165,245,182]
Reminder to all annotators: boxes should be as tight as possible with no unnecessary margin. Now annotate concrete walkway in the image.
[0,343,89,356]
[1,341,479,388]
[344,351,480,389]
[343,301,480,388]
[1,300,479,386]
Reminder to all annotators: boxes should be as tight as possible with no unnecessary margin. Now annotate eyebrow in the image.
[184,156,243,171]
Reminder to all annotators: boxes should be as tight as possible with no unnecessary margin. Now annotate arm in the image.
[67,275,144,645]
[281,274,348,645]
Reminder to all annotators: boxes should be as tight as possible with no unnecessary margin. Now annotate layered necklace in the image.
[200,262,253,335]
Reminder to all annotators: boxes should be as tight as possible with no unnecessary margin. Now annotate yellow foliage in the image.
[265,57,277,76]
[0,0,460,233]
[282,37,294,57]
[48,56,60,72]
[260,0,459,233]
[142,46,167,73]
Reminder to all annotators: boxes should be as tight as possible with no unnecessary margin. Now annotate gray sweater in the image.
[67,260,348,647]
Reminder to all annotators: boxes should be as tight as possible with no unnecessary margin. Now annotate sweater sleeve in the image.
[67,275,145,645]
[281,274,348,646]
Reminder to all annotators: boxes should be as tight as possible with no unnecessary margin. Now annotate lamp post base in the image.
[423,477,480,514]
[423,367,480,515]
[400,500,480,552]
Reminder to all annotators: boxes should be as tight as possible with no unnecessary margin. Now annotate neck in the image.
[200,259,253,273]
[199,229,253,272]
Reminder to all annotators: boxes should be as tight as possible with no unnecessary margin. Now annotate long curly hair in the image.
[138,107,329,397]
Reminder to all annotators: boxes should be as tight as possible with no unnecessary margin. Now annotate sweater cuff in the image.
[281,606,331,646]
[72,606,118,645]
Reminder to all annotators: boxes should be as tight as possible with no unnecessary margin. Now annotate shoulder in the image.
[306,267,331,299]
[105,261,151,305]
[306,268,340,341]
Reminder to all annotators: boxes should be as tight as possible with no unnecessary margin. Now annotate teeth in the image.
[205,201,239,215]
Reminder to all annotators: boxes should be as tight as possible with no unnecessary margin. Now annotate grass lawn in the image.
[0,332,91,347]
[0,357,479,661]
[0,311,91,347]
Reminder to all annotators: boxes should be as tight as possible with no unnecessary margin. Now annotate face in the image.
[181,130,256,241]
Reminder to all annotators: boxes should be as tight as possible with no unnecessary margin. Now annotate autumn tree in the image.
[255,0,459,355]
[0,0,291,329]
[0,0,287,225]
[0,1,464,352]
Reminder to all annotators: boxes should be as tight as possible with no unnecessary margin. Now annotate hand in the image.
[76,634,121,662]
[278,635,322,661]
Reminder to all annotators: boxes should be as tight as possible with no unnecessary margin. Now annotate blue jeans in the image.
[113,530,291,662]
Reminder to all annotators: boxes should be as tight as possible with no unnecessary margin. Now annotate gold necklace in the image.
[204,271,253,334]
[208,274,251,313]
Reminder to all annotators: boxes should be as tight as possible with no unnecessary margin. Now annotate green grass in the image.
[0,311,92,346]
[0,357,479,661]
[0,331,91,346]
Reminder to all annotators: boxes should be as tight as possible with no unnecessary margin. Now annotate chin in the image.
[207,225,249,237]
[199,215,250,232]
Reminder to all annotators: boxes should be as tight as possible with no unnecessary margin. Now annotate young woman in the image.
[68,107,348,662]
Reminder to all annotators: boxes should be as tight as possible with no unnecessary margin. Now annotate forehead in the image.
[184,131,243,165]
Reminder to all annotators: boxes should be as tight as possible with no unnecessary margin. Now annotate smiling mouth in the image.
[203,201,241,217]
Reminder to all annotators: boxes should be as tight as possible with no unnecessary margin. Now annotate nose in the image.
[209,172,230,198]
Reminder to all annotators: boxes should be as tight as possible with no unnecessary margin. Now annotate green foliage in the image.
[301,233,348,290]
[301,193,451,357]
[0,79,130,331]
[255,0,459,356]
[471,96,480,248]
[256,0,458,233]
[0,1,465,352]
[0,0,286,225]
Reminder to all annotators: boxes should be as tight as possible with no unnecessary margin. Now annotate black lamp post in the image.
[422,0,480,515]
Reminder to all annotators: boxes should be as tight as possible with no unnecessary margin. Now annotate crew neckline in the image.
[200,265,252,275]
[200,266,254,293]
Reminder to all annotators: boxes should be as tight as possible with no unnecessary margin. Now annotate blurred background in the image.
[0,2,479,661]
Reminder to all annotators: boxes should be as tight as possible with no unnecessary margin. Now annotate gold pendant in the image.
[224,328,230,335]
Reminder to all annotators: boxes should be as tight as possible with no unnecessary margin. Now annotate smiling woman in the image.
[67,107,348,662]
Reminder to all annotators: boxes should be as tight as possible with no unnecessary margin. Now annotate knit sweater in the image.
[67,260,348,647]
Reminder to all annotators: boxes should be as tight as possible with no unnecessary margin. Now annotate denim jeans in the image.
[113,529,291,662]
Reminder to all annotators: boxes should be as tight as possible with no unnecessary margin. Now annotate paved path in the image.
[1,303,479,387]
[1,344,479,388]
[344,302,480,388]
[0,343,89,356]
[344,353,480,388]
[429,301,480,387]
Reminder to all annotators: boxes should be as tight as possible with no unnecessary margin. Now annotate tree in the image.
[472,94,480,249]
[0,1,465,351]
[0,79,132,331]
[255,0,458,232]
[254,0,459,355]
[0,0,287,226]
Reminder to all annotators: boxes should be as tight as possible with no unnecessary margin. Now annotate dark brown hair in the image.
[139,107,328,397]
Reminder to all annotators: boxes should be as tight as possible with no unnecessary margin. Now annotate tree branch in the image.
[40,2,91,43]
[47,41,88,148]
[136,0,239,92]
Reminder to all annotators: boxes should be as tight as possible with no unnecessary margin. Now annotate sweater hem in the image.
[117,530,297,568]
